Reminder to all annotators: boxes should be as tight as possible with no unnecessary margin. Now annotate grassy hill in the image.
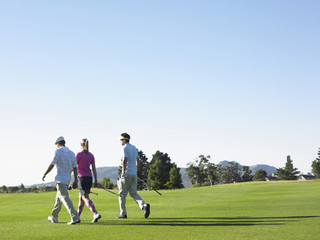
[1,180,320,239]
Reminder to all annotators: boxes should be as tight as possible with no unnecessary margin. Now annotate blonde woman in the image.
[76,138,101,222]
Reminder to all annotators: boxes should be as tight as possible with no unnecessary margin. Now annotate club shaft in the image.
[137,177,162,195]
[103,188,119,196]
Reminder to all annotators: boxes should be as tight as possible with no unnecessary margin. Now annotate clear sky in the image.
[0,0,319,186]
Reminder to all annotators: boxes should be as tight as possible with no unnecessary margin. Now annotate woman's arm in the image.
[92,162,98,187]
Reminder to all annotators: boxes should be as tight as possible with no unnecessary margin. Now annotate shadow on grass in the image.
[80,215,319,227]
[152,216,319,220]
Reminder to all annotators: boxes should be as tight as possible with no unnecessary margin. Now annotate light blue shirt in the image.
[121,143,138,175]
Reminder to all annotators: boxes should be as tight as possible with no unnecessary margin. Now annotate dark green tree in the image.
[217,162,242,184]
[277,155,300,180]
[137,150,149,190]
[186,162,200,185]
[311,148,320,179]
[1,185,7,193]
[102,177,114,189]
[241,166,253,182]
[147,151,173,189]
[7,186,19,193]
[206,162,217,185]
[253,169,267,181]
[165,163,183,189]
[147,158,163,189]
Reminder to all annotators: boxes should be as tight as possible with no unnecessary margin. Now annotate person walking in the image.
[116,133,150,219]
[76,138,101,223]
[42,136,80,225]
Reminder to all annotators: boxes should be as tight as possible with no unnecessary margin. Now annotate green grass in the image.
[1,180,320,240]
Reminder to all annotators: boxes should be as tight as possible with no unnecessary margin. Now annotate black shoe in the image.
[144,204,150,218]
[115,215,127,219]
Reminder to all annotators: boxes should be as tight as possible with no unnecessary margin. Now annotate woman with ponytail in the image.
[76,138,101,223]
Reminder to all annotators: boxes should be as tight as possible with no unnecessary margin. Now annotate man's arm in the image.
[122,157,127,176]
[42,164,54,181]
[72,167,78,189]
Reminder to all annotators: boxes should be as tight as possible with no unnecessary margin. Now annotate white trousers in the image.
[118,174,146,216]
[51,183,79,222]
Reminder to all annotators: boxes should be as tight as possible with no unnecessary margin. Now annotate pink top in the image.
[76,150,95,177]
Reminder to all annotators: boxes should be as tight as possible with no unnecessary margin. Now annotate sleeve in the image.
[123,146,129,158]
[51,149,59,165]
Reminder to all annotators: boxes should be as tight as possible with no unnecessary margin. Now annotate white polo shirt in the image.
[51,147,77,184]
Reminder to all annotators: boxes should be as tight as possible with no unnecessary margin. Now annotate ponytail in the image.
[81,138,89,154]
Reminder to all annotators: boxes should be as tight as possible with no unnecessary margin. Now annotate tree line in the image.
[186,148,320,187]
[0,183,56,194]
[2,147,320,193]
[185,154,302,186]
[118,150,183,190]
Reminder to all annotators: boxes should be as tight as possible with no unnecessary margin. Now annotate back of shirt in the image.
[51,147,77,184]
[122,143,138,175]
[76,150,95,177]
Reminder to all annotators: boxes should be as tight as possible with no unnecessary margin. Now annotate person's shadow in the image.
[81,215,319,227]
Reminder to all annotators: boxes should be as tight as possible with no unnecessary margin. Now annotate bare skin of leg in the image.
[79,192,91,205]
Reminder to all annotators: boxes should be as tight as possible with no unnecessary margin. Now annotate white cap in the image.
[55,136,65,144]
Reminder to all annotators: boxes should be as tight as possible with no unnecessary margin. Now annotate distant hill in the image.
[249,164,277,175]
[217,161,277,175]
[180,168,192,188]
[218,160,241,167]
[96,166,119,183]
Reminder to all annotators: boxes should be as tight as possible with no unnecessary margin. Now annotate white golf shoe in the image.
[67,219,80,225]
[92,213,101,223]
[48,216,58,223]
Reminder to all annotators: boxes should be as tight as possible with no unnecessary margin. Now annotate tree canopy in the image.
[253,169,267,181]
[277,155,300,180]
[186,155,217,186]
[311,148,320,179]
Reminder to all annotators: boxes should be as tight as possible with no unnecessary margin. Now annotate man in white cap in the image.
[116,133,150,219]
[42,136,80,225]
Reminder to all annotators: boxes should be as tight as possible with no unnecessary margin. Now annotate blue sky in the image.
[0,1,319,186]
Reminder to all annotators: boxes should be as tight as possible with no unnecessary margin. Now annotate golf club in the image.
[137,177,162,196]
[68,185,98,195]
[103,188,119,197]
